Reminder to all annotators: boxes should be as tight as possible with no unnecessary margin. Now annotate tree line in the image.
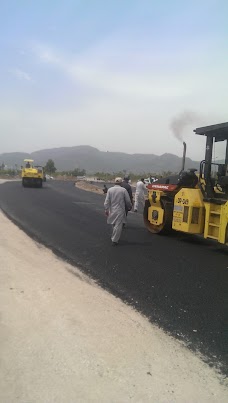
[0,158,176,179]
[44,160,175,179]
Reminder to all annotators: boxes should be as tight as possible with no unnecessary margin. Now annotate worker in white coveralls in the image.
[104,177,132,245]
[134,178,145,212]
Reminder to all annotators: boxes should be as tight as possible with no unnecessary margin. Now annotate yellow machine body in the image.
[21,159,44,188]
[172,188,205,234]
[144,122,228,246]
[204,201,228,244]
[147,190,165,228]
[145,186,228,246]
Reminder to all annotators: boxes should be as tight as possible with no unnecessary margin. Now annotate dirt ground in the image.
[75,180,104,194]
[75,180,139,198]
[0,209,227,402]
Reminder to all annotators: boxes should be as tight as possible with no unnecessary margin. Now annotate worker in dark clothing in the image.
[103,184,108,194]
[121,176,133,204]
[121,176,133,227]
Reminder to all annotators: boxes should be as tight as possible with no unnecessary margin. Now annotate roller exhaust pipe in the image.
[181,142,187,172]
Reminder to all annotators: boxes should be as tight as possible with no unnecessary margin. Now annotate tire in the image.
[143,198,173,235]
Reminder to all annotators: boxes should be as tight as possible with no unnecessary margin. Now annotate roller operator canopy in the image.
[194,122,228,142]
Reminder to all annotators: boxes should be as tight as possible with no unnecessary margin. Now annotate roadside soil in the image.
[0,209,227,402]
[75,180,104,194]
[75,180,139,198]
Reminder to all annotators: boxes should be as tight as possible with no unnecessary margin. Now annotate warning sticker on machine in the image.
[177,197,189,205]
[173,217,182,223]
[174,205,183,212]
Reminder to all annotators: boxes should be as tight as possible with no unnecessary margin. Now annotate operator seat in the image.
[155,169,198,189]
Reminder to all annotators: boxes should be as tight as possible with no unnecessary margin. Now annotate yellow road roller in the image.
[144,122,228,245]
[21,159,44,188]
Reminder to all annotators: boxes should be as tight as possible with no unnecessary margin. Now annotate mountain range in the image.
[0,145,200,174]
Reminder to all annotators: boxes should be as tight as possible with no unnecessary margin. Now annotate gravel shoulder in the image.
[0,210,227,403]
[75,180,104,194]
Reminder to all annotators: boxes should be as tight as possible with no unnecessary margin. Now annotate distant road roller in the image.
[21,159,44,188]
[144,122,228,245]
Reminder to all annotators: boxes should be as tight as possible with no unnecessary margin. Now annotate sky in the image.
[0,0,228,160]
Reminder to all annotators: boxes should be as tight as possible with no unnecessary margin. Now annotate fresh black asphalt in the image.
[0,180,227,374]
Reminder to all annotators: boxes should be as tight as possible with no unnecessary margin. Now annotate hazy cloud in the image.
[32,43,191,99]
[9,68,32,82]
[1,0,228,161]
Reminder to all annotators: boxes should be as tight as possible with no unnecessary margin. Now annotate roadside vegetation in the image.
[0,159,177,180]
[0,169,19,178]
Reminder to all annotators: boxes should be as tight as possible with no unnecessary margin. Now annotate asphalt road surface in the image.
[0,180,227,374]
